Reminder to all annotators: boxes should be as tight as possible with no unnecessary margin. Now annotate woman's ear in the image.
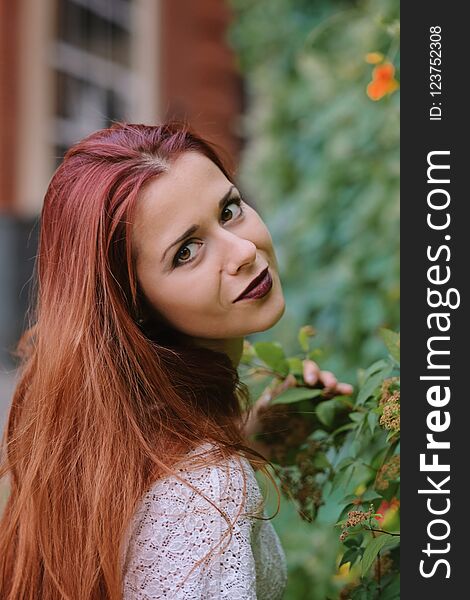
[134,293,151,328]
[135,291,170,332]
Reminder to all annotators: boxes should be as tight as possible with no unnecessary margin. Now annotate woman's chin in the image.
[242,295,286,336]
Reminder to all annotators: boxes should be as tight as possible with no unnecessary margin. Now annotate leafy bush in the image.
[240,327,400,599]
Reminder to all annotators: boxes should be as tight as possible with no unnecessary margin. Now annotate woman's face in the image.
[131,151,285,341]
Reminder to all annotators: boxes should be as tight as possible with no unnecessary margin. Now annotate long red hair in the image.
[0,122,278,599]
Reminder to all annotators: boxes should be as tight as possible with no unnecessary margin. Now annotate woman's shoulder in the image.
[137,442,264,520]
[121,442,265,573]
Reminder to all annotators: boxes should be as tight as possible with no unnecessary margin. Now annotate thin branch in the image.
[364,526,400,537]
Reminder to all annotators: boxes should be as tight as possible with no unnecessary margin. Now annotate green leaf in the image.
[361,534,398,577]
[253,342,290,376]
[386,430,400,443]
[379,328,400,364]
[336,457,355,471]
[331,463,356,493]
[331,469,349,494]
[331,422,356,437]
[357,359,389,386]
[380,575,400,600]
[361,490,382,502]
[308,348,323,360]
[270,386,323,405]
[312,451,332,470]
[298,325,316,352]
[343,532,364,548]
[351,580,379,600]
[349,412,364,422]
[309,428,329,442]
[287,357,304,375]
[367,411,378,434]
[339,547,361,567]
[316,399,337,427]
[356,363,393,405]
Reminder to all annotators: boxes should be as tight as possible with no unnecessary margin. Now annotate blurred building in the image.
[0,0,244,368]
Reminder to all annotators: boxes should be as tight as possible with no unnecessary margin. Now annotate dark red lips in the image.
[233,267,272,302]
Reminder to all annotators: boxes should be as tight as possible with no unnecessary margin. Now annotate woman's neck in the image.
[189,336,244,368]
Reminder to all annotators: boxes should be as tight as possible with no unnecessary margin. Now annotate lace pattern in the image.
[122,443,287,599]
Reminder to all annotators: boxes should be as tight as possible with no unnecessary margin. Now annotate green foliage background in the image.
[228,0,400,381]
[227,0,400,597]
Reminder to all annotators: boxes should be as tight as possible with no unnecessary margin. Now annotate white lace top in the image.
[121,442,287,599]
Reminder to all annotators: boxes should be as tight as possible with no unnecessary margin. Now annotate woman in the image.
[0,122,351,599]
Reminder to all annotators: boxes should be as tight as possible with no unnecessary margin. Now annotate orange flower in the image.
[367,61,399,101]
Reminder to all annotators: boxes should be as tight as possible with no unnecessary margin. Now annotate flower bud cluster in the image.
[339,504,374,541]
[375,454,400,491]
[380,377,400,402]
[379,392,400,432]
[379,378,400,432]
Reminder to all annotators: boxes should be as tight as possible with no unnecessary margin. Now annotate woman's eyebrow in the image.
[161,185,237,262]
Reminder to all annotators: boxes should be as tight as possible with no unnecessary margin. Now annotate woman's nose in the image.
[224,234,257,275]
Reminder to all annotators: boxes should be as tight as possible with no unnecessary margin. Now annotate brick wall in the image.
[0,0,19,213]
[161,0,244,172]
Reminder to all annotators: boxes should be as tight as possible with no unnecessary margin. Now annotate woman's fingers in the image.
[302,359,354,397]
[318,370,337,390]
[302,359,321,386]
[246,367,354,438]
[335,382,354,396]
[320,380,354,399]
[277,373,298,393]
[258,364,353,410]
[256,386,273,411]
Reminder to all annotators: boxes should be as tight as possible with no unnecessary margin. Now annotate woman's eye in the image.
[174,241,202,266]
[221,200,243,223]
[173,198,244,267]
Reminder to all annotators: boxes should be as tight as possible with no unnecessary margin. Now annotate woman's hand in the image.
[241,360,353,460]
